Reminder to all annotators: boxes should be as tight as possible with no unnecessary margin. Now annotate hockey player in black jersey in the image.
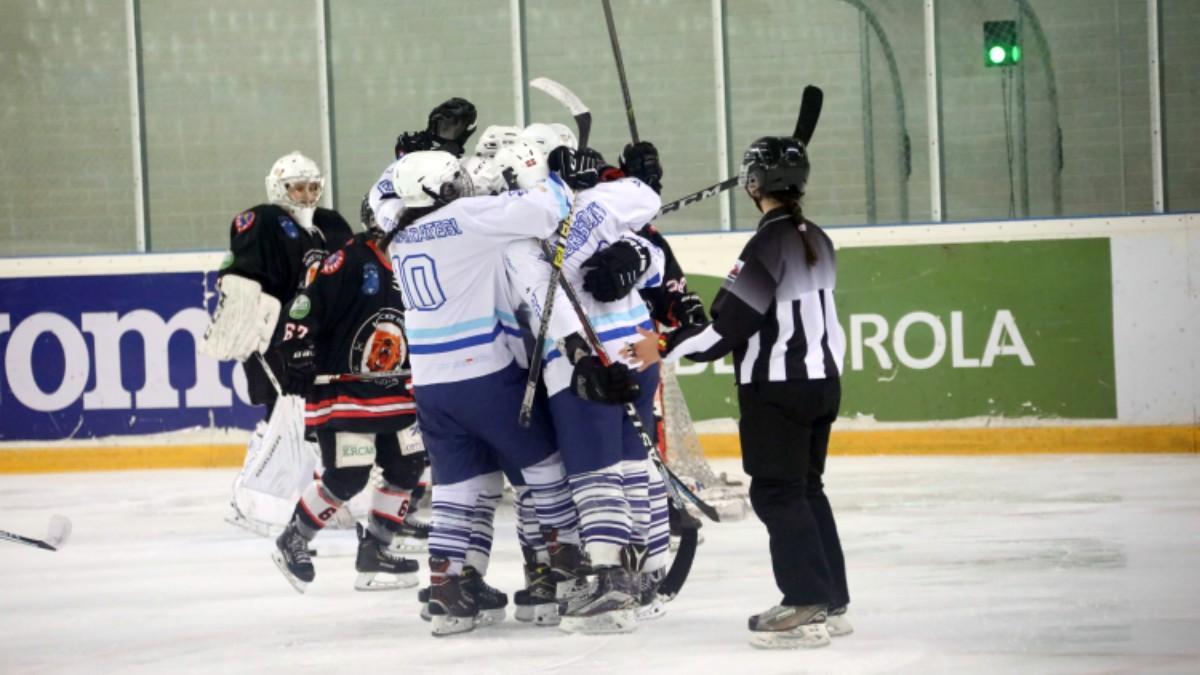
[648,136,852,649]
[201,152,354,533]
[269,228,429,593]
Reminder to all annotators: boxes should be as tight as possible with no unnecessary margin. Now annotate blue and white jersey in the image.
[368,161,405,234]
[505,177,663,395]
[388,177,573,386]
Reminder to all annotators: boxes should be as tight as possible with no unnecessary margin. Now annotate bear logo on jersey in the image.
[279,216,300,239]
[234,211,256,234]
[350,309,407,375]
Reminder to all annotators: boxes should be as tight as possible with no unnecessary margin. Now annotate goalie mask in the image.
[391,150,474,209]
[266,151,324,231]
[738,136,810,200]
[494,140,549,191]
[474,125,522,160]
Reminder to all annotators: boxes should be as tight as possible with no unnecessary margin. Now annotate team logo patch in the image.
[289,294,312,319]
[362,262,380,296]
[350,309,407,376]
[234,211,256,233]
[321,250,345,275]
[726,260,744,283]
[218,251,235,270]
[378,179,394,195]
[279,216,300,239]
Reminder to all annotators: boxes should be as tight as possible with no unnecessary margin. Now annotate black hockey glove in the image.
[582,239,652,302]
[426,97,477,157]
[548,146,602,191]
[619,141,663,193]
[279,336,316,396]
[394,130,436,159]
[359,192,376,231]
[669,291,709,328]
[562,333,640,404]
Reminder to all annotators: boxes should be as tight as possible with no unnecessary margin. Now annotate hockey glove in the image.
[619,141,663,193]
[279,337,316,396]
[562,333,640,404]
[548,146,602,191]
[669,291,709,328]
[582,239,652,302]
[426,97,478,156]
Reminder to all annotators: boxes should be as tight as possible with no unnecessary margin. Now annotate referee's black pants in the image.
[738,377,849,609]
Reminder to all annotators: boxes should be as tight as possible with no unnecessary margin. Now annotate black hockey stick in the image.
[600,0,639,143]
[0,515,72,552]
[313,369,410,385]
[656,506,700,601]
[518,81,594,427]
[656,85,824,219]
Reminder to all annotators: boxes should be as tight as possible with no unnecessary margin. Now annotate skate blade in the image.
[420,603,432,622]
[225,511,278,538]
[475,607,506,627]
[826,614,854,637]
[515,603,560,626]
[636,598,667,621]
[559,608,638,635]
[271,551,310,594]
[749,623,831,650]
[354,571,419,591]
[387,537,428,554]
[431,613,478,637]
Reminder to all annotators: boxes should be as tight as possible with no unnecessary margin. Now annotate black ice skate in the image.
[461,566,508,625]
[748,604,831,650]
[558,566,639,635]
[427,556,478,637]
[547,534,592,614]
[514,562,559,626]
[354,523,419,591]
[386,513,431,554]
[826,605,854,637]
[271,522,315,594]
[636,568,668,621]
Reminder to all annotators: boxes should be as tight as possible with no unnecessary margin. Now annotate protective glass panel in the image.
[141,2,324,251]
[525,0,721,234]
[328,1,515,226]
[726,0,929,229]
[1161,0,1200,211]
[938,0,1153,221]
[0,2,135,256]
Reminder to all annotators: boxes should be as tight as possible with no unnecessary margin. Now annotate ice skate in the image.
[271,522,314,594]
[427,557,478,637]
[386,513,431,554]
[354,523,419,591]
[514,562,560,626]
[558,567,639,635]
[826,605,853,637]
[636,568,667,621]
[461,566,507,625]
[748,604,831,649]
[548,538,592,614]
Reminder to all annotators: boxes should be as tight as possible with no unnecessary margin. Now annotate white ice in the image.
[2,455,1199,674]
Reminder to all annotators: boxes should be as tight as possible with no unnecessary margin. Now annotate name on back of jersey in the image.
[391,218,463,244]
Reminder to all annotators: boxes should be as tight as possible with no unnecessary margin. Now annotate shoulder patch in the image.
[362,262,380,296]
[279,216,300,239]
[321,250,345,275]
[234,211,256,234]
[289,294,312,319]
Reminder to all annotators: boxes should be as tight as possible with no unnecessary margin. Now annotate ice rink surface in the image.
[3,454,1199,675]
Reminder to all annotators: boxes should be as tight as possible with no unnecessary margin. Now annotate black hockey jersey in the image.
[282,232,416,433]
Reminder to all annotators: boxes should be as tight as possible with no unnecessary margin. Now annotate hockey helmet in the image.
[474,125,522,160]
[494,140,549,190]
[738,136,810,198]
[391,151,474,209]
[520,122,570,155]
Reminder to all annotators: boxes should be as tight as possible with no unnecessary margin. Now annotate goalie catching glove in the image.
[200,275,281,362]
[561,333,640,404]
[581,237,652,302]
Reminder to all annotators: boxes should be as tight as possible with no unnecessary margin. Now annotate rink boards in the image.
[0,213,1197,471]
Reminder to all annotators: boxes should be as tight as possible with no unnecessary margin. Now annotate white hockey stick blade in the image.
[45,514,72,550]
[530,77,589,116]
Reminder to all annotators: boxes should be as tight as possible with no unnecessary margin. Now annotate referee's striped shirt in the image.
[664,207,846,383]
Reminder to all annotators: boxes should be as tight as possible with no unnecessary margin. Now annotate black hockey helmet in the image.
[738,136,810,198]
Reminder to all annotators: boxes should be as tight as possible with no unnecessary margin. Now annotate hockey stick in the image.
[656,85,825,219]
[536,242,720,523]
[600,0,639,143]
[529,77,592,148]
[313,370,410,385]
[0,515,72,552]
[518,80,594,427]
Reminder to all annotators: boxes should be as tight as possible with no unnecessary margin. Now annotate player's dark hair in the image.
[768,188,818,267]
[379,205,437,249]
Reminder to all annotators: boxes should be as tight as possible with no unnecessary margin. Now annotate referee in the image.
[649,136,851,649]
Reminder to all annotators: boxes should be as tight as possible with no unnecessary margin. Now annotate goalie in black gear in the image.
[270,229,427,594]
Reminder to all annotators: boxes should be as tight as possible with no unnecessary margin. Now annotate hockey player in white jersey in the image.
[502,139,671,634]
[386,150,634,636]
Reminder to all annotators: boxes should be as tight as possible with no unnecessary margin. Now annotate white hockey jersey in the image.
[388,177,573,386]
[505,177,663,395]
[368,161,405,234]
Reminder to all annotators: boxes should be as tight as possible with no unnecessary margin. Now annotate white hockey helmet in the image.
[548,123,578,151]
[520,122,569,155]
[461,155,505,196]
[494,139,549,190]
[473,125,522,160]
[391,150,474,208]
[265,151,324,209]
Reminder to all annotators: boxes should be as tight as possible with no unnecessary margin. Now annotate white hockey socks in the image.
[568,463,633,568]
[513,486,550,564]
[430,474,493,576]
[521,452,581,545]
[296,481,344,540]
[367,481,412,544]
[645,464,671,574]
[465,471,504,575]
